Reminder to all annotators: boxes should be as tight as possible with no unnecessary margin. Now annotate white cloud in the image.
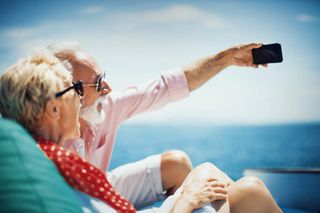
[113,4,226,29]
[296,14,318,23]
[0,4,225,45]
[80,5,104,15]
[2,27,39,40]
[0,21,77,55]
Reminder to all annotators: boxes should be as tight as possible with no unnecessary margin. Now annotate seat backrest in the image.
[0,118,82,213]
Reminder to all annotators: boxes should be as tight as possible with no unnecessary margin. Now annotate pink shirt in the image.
[76,68,189,172]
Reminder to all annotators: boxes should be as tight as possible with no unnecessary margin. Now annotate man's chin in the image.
[95,111,106,124]
[80,96,106,125]
[80,108,105,125]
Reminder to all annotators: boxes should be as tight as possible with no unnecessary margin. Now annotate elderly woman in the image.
[0,52,281,213]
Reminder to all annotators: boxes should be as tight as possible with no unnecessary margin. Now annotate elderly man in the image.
[49,43,266,208]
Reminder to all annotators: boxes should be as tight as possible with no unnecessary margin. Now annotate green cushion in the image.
[0,118,82,213]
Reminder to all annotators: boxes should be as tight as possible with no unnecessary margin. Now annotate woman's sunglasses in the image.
[55,80,84,98]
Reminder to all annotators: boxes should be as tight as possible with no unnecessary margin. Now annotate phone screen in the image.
[252,43,283,64]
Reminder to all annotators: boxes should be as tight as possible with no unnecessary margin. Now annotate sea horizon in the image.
[110,123,320,180]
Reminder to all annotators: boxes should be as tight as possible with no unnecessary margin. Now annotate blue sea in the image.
[110,124,320,180]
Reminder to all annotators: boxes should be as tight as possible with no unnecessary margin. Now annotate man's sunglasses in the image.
[83,73,105,92]
[55,80,84,98]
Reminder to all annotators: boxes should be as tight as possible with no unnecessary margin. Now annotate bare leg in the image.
[180,163,282,213]
[228,176,282,213]
[161,150,193,195]
[161,152,281,213]
[181,162,231,213]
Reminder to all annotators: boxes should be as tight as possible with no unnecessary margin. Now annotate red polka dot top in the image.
[36,137,136,213]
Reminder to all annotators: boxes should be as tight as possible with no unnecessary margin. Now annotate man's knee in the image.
[160,150,192,194]
[161,150,193,173]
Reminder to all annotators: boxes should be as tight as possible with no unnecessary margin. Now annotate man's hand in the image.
[184,42,267,91]
[230,43,268,68]
[79,118,97,159]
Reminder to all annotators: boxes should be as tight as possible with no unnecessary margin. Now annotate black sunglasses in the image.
[96,73,105,92]
[55,80,84,98]
[83,73,106,92]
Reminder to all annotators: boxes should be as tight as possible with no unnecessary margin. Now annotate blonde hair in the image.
[0,51,72,134]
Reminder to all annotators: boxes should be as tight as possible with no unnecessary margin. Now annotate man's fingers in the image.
[245,43,263,51]
[87,123,97,132]
[84,126,96,137]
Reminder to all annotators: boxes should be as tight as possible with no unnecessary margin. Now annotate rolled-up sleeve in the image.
[108,67,190,124]
[161,67,190,102]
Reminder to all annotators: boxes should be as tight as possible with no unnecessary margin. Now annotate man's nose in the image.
[100,80,112,96]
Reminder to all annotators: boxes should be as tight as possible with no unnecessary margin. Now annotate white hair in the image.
[47,42,87,73]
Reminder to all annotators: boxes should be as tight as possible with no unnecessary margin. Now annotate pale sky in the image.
[0,0,319,125]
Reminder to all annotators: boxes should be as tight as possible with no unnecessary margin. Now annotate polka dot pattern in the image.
[36,138,136,213]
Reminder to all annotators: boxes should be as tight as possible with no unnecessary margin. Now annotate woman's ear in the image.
[44,99,61,120]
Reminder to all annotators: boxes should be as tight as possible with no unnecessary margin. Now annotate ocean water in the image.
[110,124,320,180]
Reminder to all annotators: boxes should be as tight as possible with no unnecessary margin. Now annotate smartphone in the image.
[252,43,283,64]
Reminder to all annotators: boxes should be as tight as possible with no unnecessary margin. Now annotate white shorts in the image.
[107,154,166,209]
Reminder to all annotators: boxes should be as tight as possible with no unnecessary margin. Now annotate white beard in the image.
[80,96,106,125]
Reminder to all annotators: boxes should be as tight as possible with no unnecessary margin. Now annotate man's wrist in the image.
[220,47,235,67]
[208,47,234,69]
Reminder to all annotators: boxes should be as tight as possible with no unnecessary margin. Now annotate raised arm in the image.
[184,43,265,92]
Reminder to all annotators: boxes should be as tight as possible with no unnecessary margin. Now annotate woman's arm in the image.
[170,195,194,213]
